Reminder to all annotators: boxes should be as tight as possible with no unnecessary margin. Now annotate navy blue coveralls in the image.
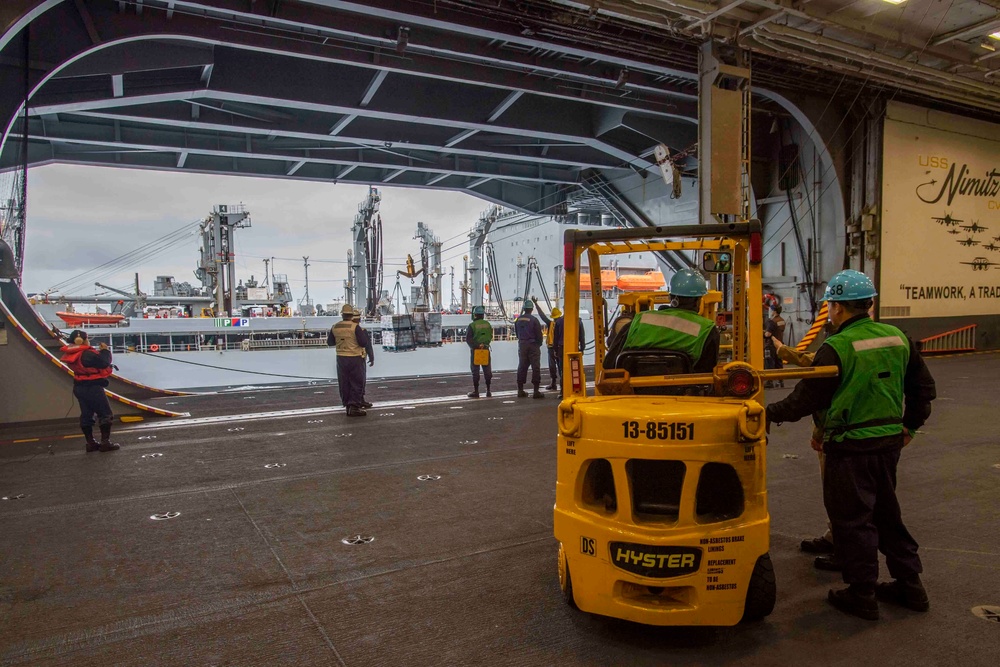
[514,310,544,390]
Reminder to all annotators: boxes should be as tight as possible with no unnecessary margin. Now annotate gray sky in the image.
[23,164,487,306]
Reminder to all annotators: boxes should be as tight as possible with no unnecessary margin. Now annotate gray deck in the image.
[1,355,998,666]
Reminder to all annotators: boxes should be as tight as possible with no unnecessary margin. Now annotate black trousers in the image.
[470,351,493,388]
[517,344,542,388]
[73,383,113,428]
[546,346,559,383]
[824,449,922,586]
[336,356,367,408]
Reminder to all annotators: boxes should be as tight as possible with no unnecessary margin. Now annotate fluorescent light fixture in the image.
[990,31,1000,40]
[982,38,997,52]
[881,0,907,4]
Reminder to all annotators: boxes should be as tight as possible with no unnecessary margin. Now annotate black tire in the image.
[741,552,776,622]
[558,543,578,609]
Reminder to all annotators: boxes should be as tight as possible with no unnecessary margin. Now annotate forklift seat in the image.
[616,349,693,395]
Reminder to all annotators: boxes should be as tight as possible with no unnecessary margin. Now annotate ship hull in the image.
[111,340,596,390]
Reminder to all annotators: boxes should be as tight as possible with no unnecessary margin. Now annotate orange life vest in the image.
[60,344,114,381]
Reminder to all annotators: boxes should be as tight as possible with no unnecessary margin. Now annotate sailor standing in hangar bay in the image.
[327,304,375,417]
[766,270,936,621]
[514,299,545,398]
[465,305,493,398]
[59,329,121,452]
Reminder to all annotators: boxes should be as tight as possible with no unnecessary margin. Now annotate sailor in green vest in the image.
[767,270,936,621]
[465,305,493,398]
[609,268,719,372]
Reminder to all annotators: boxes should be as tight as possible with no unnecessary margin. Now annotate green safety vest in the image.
[469,318,493,346]
[622,308,714,363]
[820,318,909,444]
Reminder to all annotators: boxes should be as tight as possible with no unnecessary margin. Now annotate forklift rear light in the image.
[570,356,583,393]
[749,231,762,264]
[564,242,575,272]
[726,368,755,397]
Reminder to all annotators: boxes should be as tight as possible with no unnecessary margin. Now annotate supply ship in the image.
[27,194,670,391]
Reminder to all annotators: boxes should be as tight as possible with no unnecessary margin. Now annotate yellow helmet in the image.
[551,307,562,318]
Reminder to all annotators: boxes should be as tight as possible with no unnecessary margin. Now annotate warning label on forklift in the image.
[699,535,745,545]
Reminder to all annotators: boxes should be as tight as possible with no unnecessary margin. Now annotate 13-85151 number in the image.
[622,421,695,440]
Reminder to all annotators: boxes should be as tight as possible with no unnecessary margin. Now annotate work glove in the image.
[368,359,374,367]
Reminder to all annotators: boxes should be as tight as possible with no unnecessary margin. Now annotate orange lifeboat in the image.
[617,271,666,291]
[579,270,618,290]
[57,312,126,326]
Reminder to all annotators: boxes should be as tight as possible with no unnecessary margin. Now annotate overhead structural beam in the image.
[931,15,1000,46]
[360,70,388,107]
[111,74,123,98]
[445,129,477,147]
[58,109,617,171]
[382,167,406,182]
[467,176,491,189]
[329,114,356,136]
[73,0,102,45]
[487,91,523,123]
[177,150,188,168]
[286,159,306,175]
[688,0,751,30]
[29,89,652,174]
[425,172,450,186]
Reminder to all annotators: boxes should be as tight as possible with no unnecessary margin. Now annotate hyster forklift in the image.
[554,221,836,626]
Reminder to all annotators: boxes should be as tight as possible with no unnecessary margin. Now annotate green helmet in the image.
[669,268,708,298]
[522,300,533,311]
[824,269,877,301]
[472,305,485,316]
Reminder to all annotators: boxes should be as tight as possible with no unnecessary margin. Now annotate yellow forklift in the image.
[554,221,836,626]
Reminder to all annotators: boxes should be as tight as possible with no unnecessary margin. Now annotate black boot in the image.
[467,386,480,398]
[485,385,492,398]
[98,423,121,452]
[346,405,368,417]
[532,384,544,399]
[814,555,843,572]
[875,576,929,612]
[828,585,879,621]
[517,385,528,398]
[545,381,557,390]
[83,426,100,453]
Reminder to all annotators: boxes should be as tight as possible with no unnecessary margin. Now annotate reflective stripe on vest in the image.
[332,321,363,357]
[469,318,493,346]
[622,309,714,362]
[821,318,909,444]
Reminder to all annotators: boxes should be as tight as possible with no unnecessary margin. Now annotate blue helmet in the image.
[472,305,485,316]
[823,269,877,301]
[669,268,708,298]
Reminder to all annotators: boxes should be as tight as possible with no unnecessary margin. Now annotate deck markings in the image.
[123,388,533,432]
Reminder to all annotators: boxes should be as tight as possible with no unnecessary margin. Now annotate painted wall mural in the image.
[881,102,1000,319]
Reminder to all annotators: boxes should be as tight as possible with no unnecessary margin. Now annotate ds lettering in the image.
[581,536,595,556]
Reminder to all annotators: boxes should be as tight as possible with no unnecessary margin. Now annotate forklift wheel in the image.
[557,543,577,609]
[741,552,777,622]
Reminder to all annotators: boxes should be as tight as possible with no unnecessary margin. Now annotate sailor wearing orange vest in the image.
[59,329,121,452]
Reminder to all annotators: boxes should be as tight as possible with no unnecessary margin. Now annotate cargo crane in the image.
[397,222,442,311]
[483,242,508,320]
[520,255,555,313]
[348,187,384,317]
